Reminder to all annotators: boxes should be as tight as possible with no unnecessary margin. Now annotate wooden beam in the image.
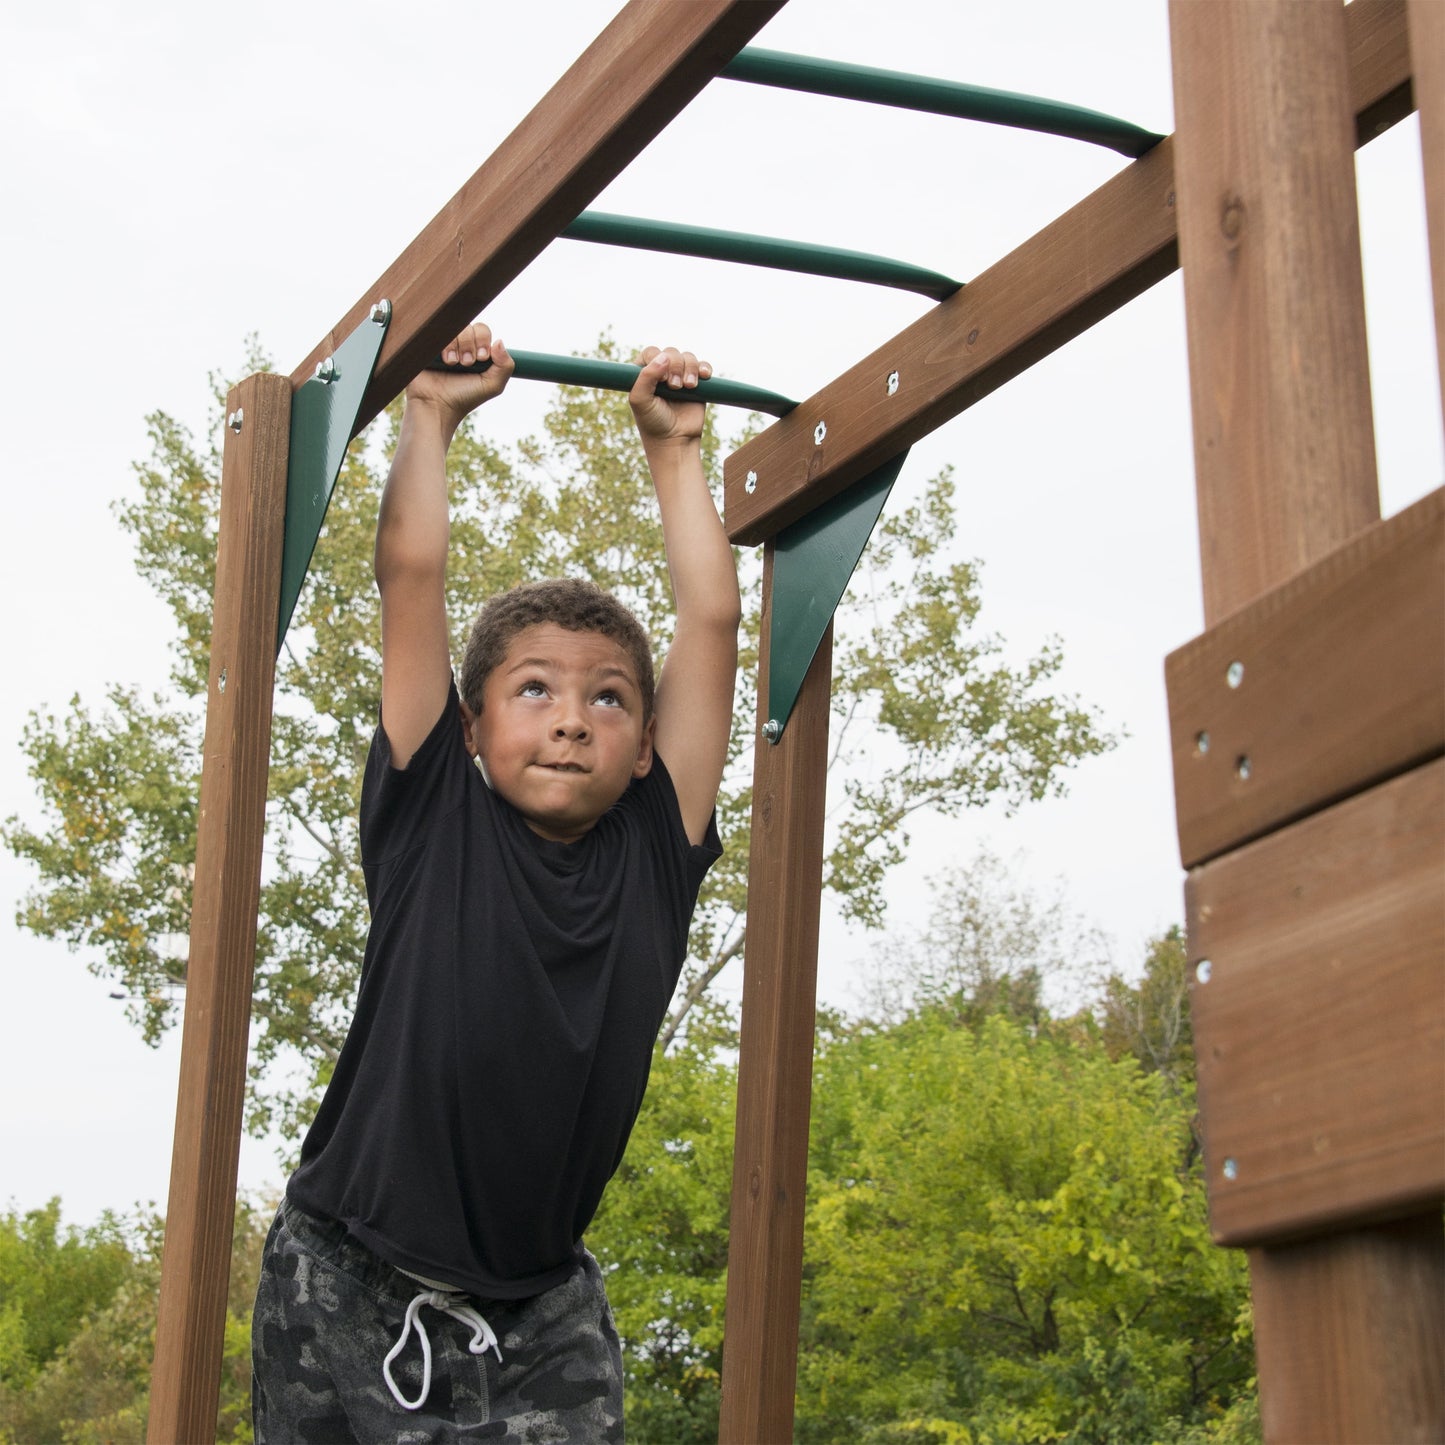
[1252,1215,1445,1445]
[719,552,832,1445]
[1169,3,1441,1440]
[291,0,786,432]
[722,0,1411,547]
[1185,759,1445,1246]
[1409,0,1445,426]
[148,374,291,1445]
[1167,487,1444,868]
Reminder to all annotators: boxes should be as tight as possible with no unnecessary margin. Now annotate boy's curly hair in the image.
[459,578,656,720]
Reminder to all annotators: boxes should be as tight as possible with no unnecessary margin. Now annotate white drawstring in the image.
[383,1288,503,1411]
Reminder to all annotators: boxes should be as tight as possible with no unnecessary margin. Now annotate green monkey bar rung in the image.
[563,211,961,301]
[440,350,798,418]
[722,47,1164,159]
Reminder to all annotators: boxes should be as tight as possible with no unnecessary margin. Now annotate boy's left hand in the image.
[630,346,713,445]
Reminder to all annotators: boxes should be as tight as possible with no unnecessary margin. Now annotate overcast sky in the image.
[1,0,1437,1227]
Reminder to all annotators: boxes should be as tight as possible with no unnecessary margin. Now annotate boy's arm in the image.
[375,324,513,769]
[630,348,742,847]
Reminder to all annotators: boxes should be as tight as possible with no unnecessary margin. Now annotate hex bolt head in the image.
[745,470,758,495]
[227,409,244,434]
[1226,660,1244,689]
[315,357,336,383]
[886,371,900,395]
[1195,959,1213,985]
[369,299,392,325]
[1222,1158,1239,1181]
[1235,755,1252,782]
[813,420,827,446]
[1195,730,1210,755]
[762,719,782,743]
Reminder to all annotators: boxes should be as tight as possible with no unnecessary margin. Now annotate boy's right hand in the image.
[405,322,514,425]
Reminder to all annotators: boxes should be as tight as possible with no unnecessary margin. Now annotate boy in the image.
[252,322,739,1441]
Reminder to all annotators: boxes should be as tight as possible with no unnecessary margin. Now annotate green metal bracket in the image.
[277,301,391,653]
[764,449,910,744]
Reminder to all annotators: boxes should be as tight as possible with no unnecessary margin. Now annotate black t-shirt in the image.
[288,683,721,1298]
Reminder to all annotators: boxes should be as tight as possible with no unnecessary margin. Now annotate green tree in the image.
[0,1195,268,1444]
[5,336,1112,1140]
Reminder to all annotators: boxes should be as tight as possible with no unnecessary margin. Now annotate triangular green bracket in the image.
[276,301,391,654]
[764,449,909,744]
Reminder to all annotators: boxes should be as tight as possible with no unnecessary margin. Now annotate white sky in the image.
[1,1,1437,1228]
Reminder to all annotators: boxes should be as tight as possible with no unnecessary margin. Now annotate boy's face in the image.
[460,623,654,844]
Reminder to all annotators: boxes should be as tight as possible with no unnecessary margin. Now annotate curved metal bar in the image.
[563,210,961,301]
[721,47,1164,159]
[436,349,798,417]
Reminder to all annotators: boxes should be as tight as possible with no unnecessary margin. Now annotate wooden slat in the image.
[1166,487,1445,868]
[1186,758,1445,1245]
[1251,1215,1445,1445]
[148,374,291,1445]
[719,553,832,1445]
[1409,0,1445,425]
[722,0,1412,547]
[291,0,786,432]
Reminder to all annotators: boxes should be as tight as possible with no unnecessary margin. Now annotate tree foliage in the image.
[5,337,1111,1137]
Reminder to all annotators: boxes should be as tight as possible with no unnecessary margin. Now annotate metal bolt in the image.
[315,357,336,383]
[1236,755,1252,781]
[369,299,392,325]
[1195,959,1213,985]
[218,668,227,694]
[1226,660,1244,689]
[1195,730,1210,755]
[762,719,782,743]
[886,371,900,396]
[813,420,827,446]
[227,409,244,433]
[745,470,758,495]
[1222,1158,1239,1181]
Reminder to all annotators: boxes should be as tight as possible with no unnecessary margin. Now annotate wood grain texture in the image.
[148,374,291,1445]
[1171,0,1381,625]
[1252,1214,1445,1444]
[1167,487,1444,868]
[290,0,785,432]
[1409,0,1445,425]
[1185,759,1445,1246]
[719,551,832,1445]
[723,0,1411,547]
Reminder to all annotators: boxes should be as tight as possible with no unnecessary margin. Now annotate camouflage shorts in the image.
[252,1198,624,1443]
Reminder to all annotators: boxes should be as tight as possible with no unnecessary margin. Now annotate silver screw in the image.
[218,668,227,694]
[1222,1158,1238,1181]
[1195,959,1212,984]
[745,470,758,495]
[315,357,336,383]
[1236,755,1252,781]
[886,371,900,395]
[369,299,392,325]
[762,719,782,743]
[1226,660,1244,689]
[1195,730,1210,755]
[813,420,827,446]
[227,409,244,433]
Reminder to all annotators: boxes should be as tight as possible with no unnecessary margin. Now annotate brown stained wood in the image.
[1167,487,1445,868]
[723,0,1412,547]
[1185,758,1445,1246]
[1171,0,1381,625]
[719,551,832,1445]
[148,374,291,1445]
[291,0,785,432]
[1251,1214,1445,1444]
[1410,0,1445,424]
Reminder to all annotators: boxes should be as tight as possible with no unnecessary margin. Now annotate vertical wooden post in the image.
[148,373,290,1445]
[1170,4,1444,1441]
[1409,0,1445,424]
[719,547,832,1445]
